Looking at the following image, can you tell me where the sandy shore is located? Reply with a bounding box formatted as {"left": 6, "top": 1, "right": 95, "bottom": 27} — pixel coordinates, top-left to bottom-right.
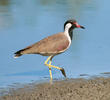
{"left": 0, "top": 77, "right": 110, "bottom": 100}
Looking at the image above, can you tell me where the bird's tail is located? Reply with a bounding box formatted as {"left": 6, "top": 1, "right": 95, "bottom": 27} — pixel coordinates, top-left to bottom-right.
{"left": 14, "top": 49, "right": 24, "bottom": 58}
{"left": 14, "top": 45, "right": 33, "bottom": 58}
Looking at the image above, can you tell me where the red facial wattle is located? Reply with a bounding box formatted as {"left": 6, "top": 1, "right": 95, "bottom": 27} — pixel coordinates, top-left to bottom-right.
{"left": 74, "top": 22, "right": 85, "bottom": 29}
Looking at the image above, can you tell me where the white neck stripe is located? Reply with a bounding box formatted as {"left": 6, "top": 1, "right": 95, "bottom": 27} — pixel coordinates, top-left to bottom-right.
{"left": 64, "top": 23, "right": 72, "bottom": 46}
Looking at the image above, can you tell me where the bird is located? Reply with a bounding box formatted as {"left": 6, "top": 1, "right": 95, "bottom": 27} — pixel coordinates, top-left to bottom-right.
{"left": 14, "top": 19, "right": 85, "bottom": 81}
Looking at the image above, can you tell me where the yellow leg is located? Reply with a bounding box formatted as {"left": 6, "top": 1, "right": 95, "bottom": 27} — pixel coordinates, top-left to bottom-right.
{"left": 48, "top": 60, "right": 52, "bottom": 81}
{"left": 44, "top": 56, "right": 66, "bottom": 80}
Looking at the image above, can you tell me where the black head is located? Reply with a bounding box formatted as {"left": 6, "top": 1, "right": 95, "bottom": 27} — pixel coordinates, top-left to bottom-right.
{"left": 64, "top": 19, "right": 85, "bottom": 40}
{"left": 64, "top": 19, "right": 85, "bottom": 30}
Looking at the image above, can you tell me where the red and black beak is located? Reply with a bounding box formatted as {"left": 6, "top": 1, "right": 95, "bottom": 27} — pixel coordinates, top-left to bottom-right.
{"left": 74, "top": 22, "right": 85, "bottom": 29}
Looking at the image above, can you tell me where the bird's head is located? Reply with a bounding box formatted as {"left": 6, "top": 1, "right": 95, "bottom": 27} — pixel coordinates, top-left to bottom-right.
{"left": 64, "top": 19, "right": 85, "bottom": 31}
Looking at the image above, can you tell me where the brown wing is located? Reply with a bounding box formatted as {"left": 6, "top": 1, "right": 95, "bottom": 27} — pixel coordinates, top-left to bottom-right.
{"left": 21, "top": 32, "right": 69, "bottom": 55}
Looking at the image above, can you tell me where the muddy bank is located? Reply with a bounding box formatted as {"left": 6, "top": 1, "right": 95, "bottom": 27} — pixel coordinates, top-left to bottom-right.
{"left": 0, "top": 77, "right": 110, "bottom": 100}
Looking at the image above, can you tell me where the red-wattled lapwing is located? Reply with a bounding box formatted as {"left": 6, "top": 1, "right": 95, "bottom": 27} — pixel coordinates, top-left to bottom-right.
{"left": 14, "top": 19, "right": 85, "bottom": 81}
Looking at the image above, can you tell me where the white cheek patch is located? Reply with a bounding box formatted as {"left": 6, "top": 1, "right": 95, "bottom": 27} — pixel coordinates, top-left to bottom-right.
{"left": 64, "top": 23, "right": 72, "bottom": 33}
{"left": 65, "top": 23, "right": 72, "bottom": 29}
{"left": 64, "top": 23, "right": 72, "bottom": 48}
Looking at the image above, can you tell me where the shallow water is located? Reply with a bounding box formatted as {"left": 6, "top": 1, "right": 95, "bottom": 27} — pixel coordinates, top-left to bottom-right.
{"left": 0, "top": 0, "right": 110, "bottom": 87}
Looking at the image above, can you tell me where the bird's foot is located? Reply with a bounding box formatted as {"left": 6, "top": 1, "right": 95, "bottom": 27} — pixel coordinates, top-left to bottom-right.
{"left": 60, "top": 68, "right": 66, "bottom": 77}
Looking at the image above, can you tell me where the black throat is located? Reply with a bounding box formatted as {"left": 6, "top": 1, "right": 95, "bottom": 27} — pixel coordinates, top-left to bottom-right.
{"left": 64, "top": 21, "right": 76, "bottom": 40}
{"left": 68, "top": 27, "right": 74, "bottom": 40}
{"left": 66, "top": 25, "right": 76, "bottom": 40}
{"left": 64, "top": 24, "right": 75, "bottom": 40}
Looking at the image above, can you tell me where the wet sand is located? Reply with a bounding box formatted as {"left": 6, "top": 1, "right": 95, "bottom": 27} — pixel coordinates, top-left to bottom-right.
{"left": 0, "top": 77, "right": 110, "bottom": 100}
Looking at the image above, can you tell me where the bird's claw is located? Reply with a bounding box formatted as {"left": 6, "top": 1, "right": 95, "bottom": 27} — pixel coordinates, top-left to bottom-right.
{"left": 60, "top": 68, "right": 66, "bottom": 77}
